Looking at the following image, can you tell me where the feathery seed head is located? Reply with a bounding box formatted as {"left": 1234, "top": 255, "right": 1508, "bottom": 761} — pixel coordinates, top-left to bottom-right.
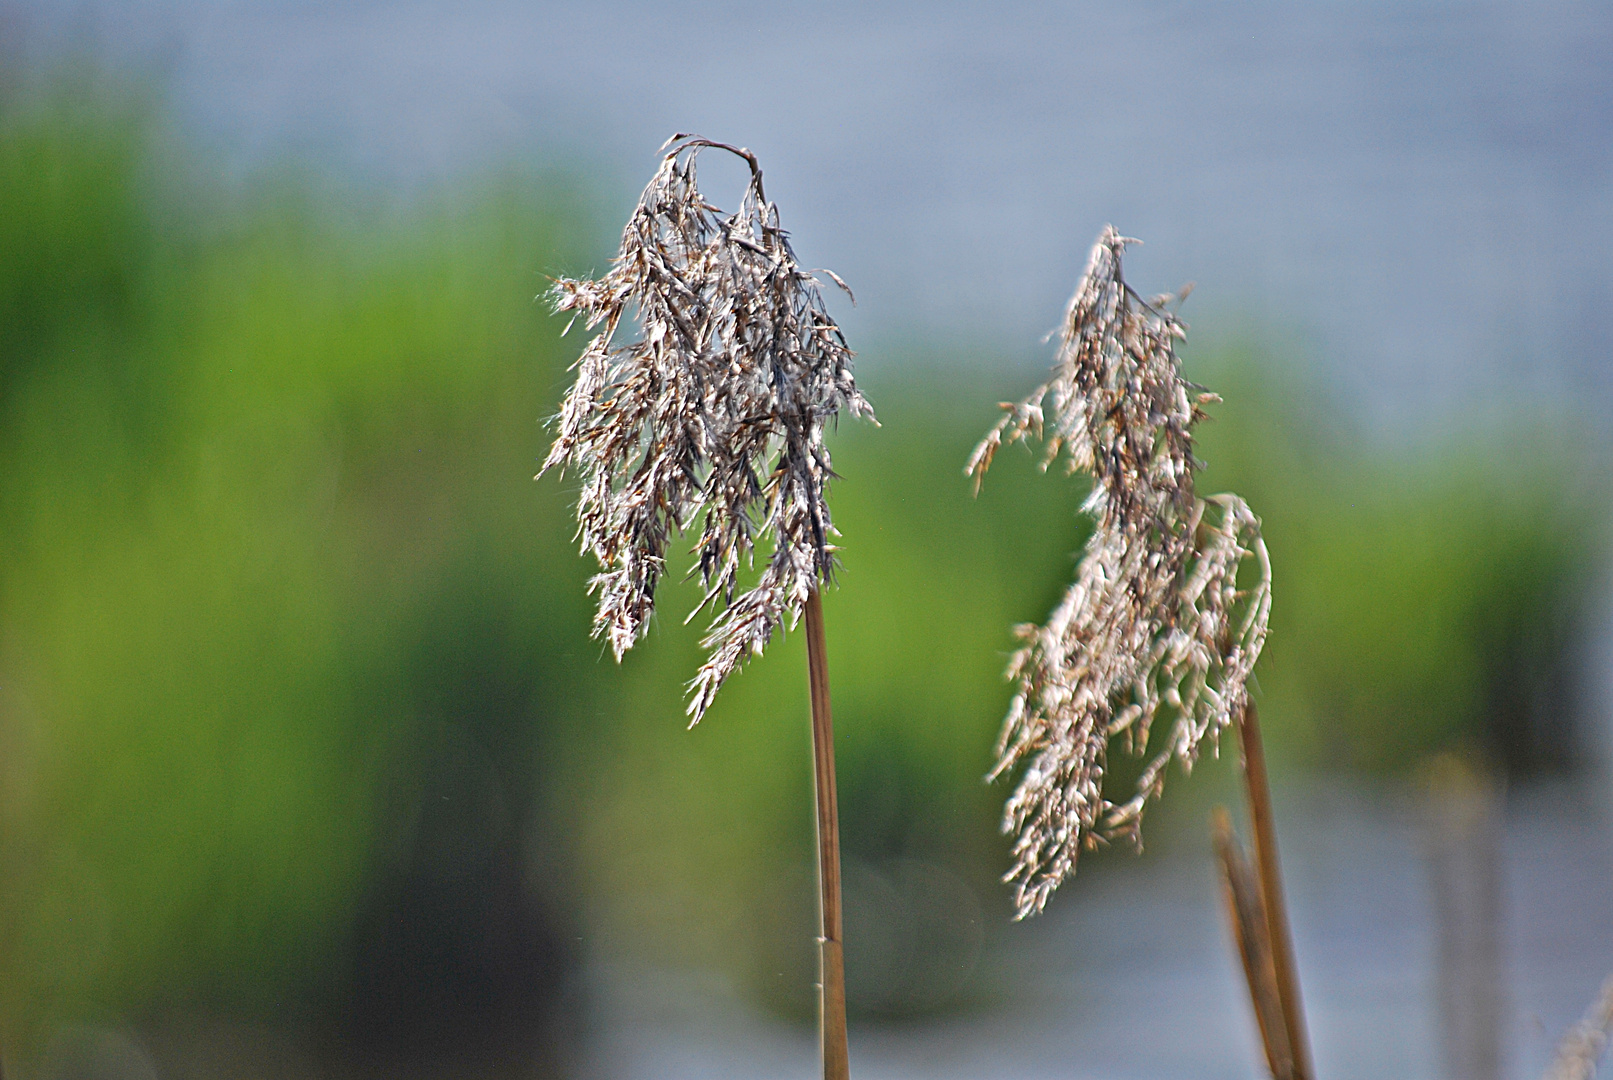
{"left": 540, "top": 136, "right": 874, "bottom": 723}
{"left": 969, "top": 226, "right": 1271, "bottom": 918}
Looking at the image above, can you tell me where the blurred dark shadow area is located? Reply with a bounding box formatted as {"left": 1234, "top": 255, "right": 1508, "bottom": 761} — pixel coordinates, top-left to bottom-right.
{"left": 1, "top": 44, "right": 1610, "bottom": 1080}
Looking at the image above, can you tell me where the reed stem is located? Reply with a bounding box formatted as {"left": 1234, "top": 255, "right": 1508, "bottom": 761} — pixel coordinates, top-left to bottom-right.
{"left": 1238, "top": 702, "right": 1313, "bottom": 1080}
{"left": 805, "top": 588, "right": 849, "bottom": 1080}
{"left": 1212, "top": 805, "right": 1292, "bottom": 1079}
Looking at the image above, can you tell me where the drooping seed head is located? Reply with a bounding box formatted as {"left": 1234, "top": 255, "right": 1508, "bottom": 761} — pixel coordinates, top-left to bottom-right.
{"left": 541, "top": 136, "right": 874, "bottom": 722}
{"left": 969, "top": 227, "right": 1270, "bottom": 918}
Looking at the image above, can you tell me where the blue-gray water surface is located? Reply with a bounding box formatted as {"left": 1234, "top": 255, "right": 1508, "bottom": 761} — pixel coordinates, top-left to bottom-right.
{"left": 582, "top": 780, "right": 1613, "bottom": 1080}
{"left": 15, "top": 0, "right": 1613, "bottom": 432}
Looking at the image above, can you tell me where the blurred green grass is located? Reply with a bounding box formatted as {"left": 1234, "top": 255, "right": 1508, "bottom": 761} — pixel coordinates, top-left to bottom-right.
{"left": 0, "top": 73, "right": 605, "bottom": 1063}
{"left": 0, "top": 65, "right": 1604, "bottom": 1065}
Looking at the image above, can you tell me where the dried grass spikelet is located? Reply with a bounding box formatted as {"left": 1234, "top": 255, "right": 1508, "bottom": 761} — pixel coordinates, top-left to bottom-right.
{"left": 540, "top": 135, "right": 874, "bottom": 722}
{"left": 967, "top": 226, "right": 1271, "bottom": 918}
{"left": 1545, "top": 973, "right": 1613, "bottom": 1080}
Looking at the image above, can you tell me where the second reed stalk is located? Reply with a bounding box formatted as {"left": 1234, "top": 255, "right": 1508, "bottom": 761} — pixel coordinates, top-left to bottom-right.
{"left": 1239, "top": 702, "right": 1313, "bottom": 1080}
{"left": 805, "top": 588, "right": 849, "bottom": 1080}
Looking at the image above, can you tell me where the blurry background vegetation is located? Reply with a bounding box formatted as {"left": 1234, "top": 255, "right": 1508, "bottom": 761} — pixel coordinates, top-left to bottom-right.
{"left": 0, "top": 64, "right": 1604, "bottom": 1077}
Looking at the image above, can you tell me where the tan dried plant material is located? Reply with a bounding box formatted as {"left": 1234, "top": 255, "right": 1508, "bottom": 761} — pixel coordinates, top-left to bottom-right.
{"left": 540, "top": 136, "right": 874, "bottom": 722}
{"left": 1545, "top": 973, "right": 1613, "bottom": 1080}
{"left": 968, "top": 226, "right": 1271, "bottom": 918}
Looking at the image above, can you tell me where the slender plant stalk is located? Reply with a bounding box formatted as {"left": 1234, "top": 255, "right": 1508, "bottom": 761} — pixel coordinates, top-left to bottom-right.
{"left": 1212, "top": 805, "right": 1292, "bottom": 1079}
{"left": 1238, "top": 702, "right": 1313, "bottom": 1080}
{"left": 805, "top": 589, "right": 849, "bottom": 1080}
{"left": 1426, "top": 752, "right": 1502, "bottom": 1080}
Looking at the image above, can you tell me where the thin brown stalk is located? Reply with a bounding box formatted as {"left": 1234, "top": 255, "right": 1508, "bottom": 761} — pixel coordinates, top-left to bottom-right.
{"left": 1238, "top": 702, "right": 1313, "bottom": 1080}
{"left": 805, "top": 589, "right": 849, "bottom": 1080}
{"left": 1425, "top": 752, "right": 1502, "bottom": 1080}
{"left": 1213, "top": 805, "right": 1292, "bottom": 1079}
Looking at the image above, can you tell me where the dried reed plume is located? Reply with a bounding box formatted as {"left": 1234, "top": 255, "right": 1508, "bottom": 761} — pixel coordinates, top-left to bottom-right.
{"left": 967, "top": 226, "right": 1271, "bottom": 917}
{"left": 1545, "top": 974, "right": 1613, "bottom": 1080}
{"left": 540, "top": 135, "right": 874, "bottom": 721}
